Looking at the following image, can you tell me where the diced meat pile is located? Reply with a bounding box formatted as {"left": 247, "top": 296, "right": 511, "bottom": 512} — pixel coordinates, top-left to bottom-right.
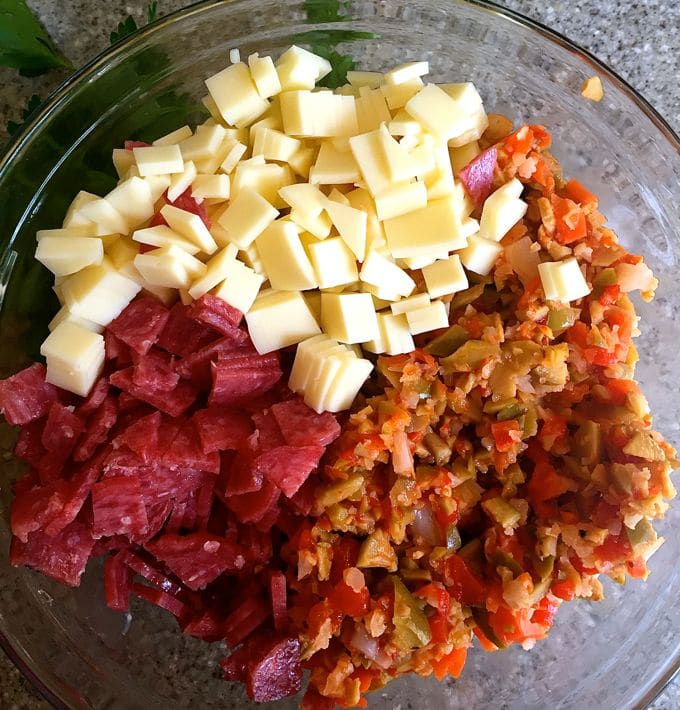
{"left": 0, "top": 293, "right": 341, "bottom": 704}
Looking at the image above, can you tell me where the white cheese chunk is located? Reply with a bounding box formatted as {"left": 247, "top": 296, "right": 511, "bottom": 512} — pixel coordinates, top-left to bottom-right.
{"left": 248, "top": 53, "right": 282, "bottom": 98}
{"left": 307, "top": 237, "right": 358, "bottom": 290}
{"left": 374, "top": 180, "right": 428, "bottom": 220}
{"left": 325, "top": 200, "right": 367, "bottom": 261}
{"left": 77, "top": 198, "right": 128, "bottom": 236}
{"left": 405, "top": 300, "right": 449, "bottom": 335}
{"left": 160, "top": 204, "right": 218, "bottom": 254}
{"left": 112, "top": 148, "right": 136, "bottom": 178}
{"left": 365, "top": 312, "right": 414, "bottom": 355}
{"left": 48, "top": 305, "right": 103, "bottom": 334}
{"left": 348, "top": 128, "right": 392, "bottom": 196}
{"left": 381, "top": 77, "right": 424, "bottom": 110}
{"left": 134, "top": 245, "right": 207, "bottom": 290}
{"left": 153, "top": 125, "right": 193, "bottom": 146}
{"left": 232, "top": 162, "right": 294, "bottom": 209}
{"left": 219, "top": 141, "right": 248, "bottom": 174}
{"left": 214, "top": 187, "right": 278, "bottom": 249}
{"left": 246, "top": 290, "right": 321, "bottom": 354}
{"left": 355, "top": 87, "right": 392, "bottom": 133}
{"left": 405, "top": 84, "right": 476, "bottom": 142}
{"left": 35, "top": 237, "right": 104, "bottom": 277}
{"left": 280, "top": 91, "right": 358, "bottom": 138}
{"left": 359, "top": 249, "right": 415, "bottom": 299}
{"left": 538, "top": 257, "right": 591, "bottom": 302}
{"left": 62, "top": 191, "right": 98, "bottom": 229}
{"left": 252, "top": 127, "right": 301, "bottom": 163}
{"left": 321, "top": 292, "right": 378, "bottom": 344}
{"left": 287, "top": 145, "right": 318, "bottom": 179}
{"left": 288, "top": 334, "right": 334, "bottom": 393}
{"left": 386, "top": 61, "right": 429, "bottom": 85}
{"left": 383, "top": 197, "right": 467, "bottom": 258}
{"left": 478, "top": 179, "right": 528, "bottom": 242}
{"left": 450, "top": 140, "right": 481, "bottom": 176}
{"left": 179, "top": 123, "right": 228, "bottom": 162}
{"left": 303, "top": 343, "right": 349, "bottom": 411}
{"left": 143, "top": 174, "right": 172, "bottom": 203}
{"left": 187, "top": 244, "right": 239, "bottom": 299}
{"left": 167, "top": 161, "right": 198, "bottom": 203}
{"left": 390, "top": 293, "right": 430, "bottom": 315}
{"left": 133, "top": 145, "right": 184, "bottom": 176}
{"left": 276, "top": 45, "right": 332, "bottom": 91}
{"left": 347, "top": 71, "right": 383, "bottom": 88}
{"left": 459, "top": 234, "right": 503, "bottom": 275}
{"left": 256, "top": 220, "right": 318, "bottom": 291}
{"left": 346, "top": 188, "right": 386, "bottom": 252}
{"left": 132, "top": 225, "right": 200, "bottom": 255}
{"left": 61, "top": 261, "right": 141, "bottom": 326}
{"left": 321, "top": 354, "right": 373, "bottom": 413}
{"left": 422, "top": 254, "right": 469, "bottom": 298}
{"left": 105, "top": 176, "right": 156, "bottom": 231}
{"left": 205, "top": 62, "right": 269, "bottom": 128}
{"left": 211, "top": 260, "right": 264, "bottom": 313}
{"left": 192, "top": 174, "right": 230, "bottom": 201}
{"left": 309, "top": 141, "right": 361, "bottom": 184}
{"left": 439, "top": 82, "right": 489, "bottom": 147}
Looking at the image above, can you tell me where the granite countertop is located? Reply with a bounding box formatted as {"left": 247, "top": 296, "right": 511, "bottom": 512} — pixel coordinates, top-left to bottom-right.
{"left": 0, "top": 1, "right": 678, "bottom": 708}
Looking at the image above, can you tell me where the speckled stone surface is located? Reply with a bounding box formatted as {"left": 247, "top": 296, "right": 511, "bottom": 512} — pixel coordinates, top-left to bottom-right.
{"left": 0, "top": 1, "right": 678, "bottom": 708}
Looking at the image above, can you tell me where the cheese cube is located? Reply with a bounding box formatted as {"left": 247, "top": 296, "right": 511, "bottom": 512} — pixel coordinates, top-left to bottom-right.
{"left": 302, "top": 342, "right": 349, "bottom": 410}
{"left": 309, "top": 142, "right": 361, "bottom": 184}
{"left": 41, "top": 321, "right": 105, "bottom": 397}
{"left": 328, "top": 187, "right": 350, "bottom": 206}
{"left": 390, "top": 293, "right": 430, "bottom": 315}
{"left": 450, "top": 140, "right": 481, "bottom": 176}
{"left": 105, "top": 176, "right": 156, "bottom": 231}
{"left": 215, "top": 188, "right": 278, "bottom": 249}
{"left": 48, "top": 306, "right": 103, "bottom": 335}
{"left": 287, "top": 145, "right": 318, "bottom": 179}
{"left": 106, "top": 236, "right": 139, "bottom": 268}
{"left": 377, "top": 124, "right": 423, "bottom": 183}
{"left": 187, "top": 244, "right": 239, "bottom": 299}
{"left": 355, "top": 87, "right": 392, "bottom": 133}
{"left": 307, "top": 237, "right": 358, "bottom": 290}
{"left": 205, "top": 62, "right": 269, "bottom": 128}
{"left": 61, "top": 262, "right": 141, "bottom": 326}
{"left": 385, "top": 61, "right": 429, "bottom": 85}
{"left": 62, "top": 191, "right": 98, "bottom": 229}
{"left": 192, "top": 174, "right": 230, "bottom": 201}
{"left": 375, "top": 181, "right": 428, "bottom": 220}
{"left": 133, "top": 145, "right": 184, "bottom": 176}
{"left": 365, "top": 312, "right": 414, "bottom": 355}
{"left": 218, "top": 141, "right": 247, "bottom": 175}
{"left": 349, "top": 129, "right": 392, "bottom": 196}
{"left": 325, "top": 200, "right": 367, "bottom": 261}
{"left": 538, "top": 258, "right": 591, "bottom": 302}
{"left": 388, "top": 110, "right": 422, "bottom": 137}
{"left": 319, "top": 354, "right": 373, "bottom": 413}
{"left": 134, "top": 245, "right": 206, "bottom": 289}
{"left": 280, "top": 91, "right": 358, "bottom": 138}
{"left": 201, "top": 94, "right": 222, "bottom": 121}
{"left": 405, "top": 84, "right": 474, "bottom": 142}
{"left": 459, "top": 234, "right": 503, "bottom": 275}
{"left": 246, "top": 290, "right": 321, "bottom": 354}
{"left": 462, "top": 217, "right": 480, "bottom": 239}
{"left": 132, "top": 225, "right": 200, "bottom": 255}
{"left": 381, "top": 77, "right": 424, "bottom": 110}
{"left": 153, "top": 125, "right": 193, "bottom": 146}
{"left": 275, "top": 45, "right": 332, "bottom": 90}
{"left": 252, "top": 127, "right": 301, "bottom": 163}
{"left": 383, "top": 197, "right": 467, "bottom": 258}
{"left": 405, "top": 300, "right": 449, "bottom": 335}
{"left": 35, "top": 237, "right": 103, "bottom": 277}
{"left": 279, "top": 183, "right": 327, "bottom": 216}
{"left": 143, "top": 174, "right": 172, "bottom": 203}
{"left": 161, "top": 204, "right": 217, "bottom": 254}
{"left": 398, "top": 252, "right": 447, "bottom": 270}
{"left": 303, "top": 290, "right": 322, "bottom": 324}
{"left": 359, "top": 250, "right": 415, "bottom": 299}
{"left": 232, "top": 162, "right": 294, "bottom": 208}
{"left": 537, "top": 261, "right": 559, "bottom": 301}
{"left": 248, "top": 52, "right": 282, "bottom": 98}
{"left": 347, "top": 71, "right": 383, "bottom": 88}
{"left": 439, "top": 83, "right": 488, "bottom": 147}
{"left": 239, "top": 243, "right": 266, "bottom": 275}
{"left": 422, "top": 254, "right": 469, "bottom": 298}
{"left": 178, "top": 123, "right": 227, "bottom": 162}
{"left": 289, "top": 334, "right": 334, "bottom": 393}
{"left": 77, "top": 198, "right": 129, "bottom": 236}
{"left": 478, "top": 179, "right": 527, "bottom": 242}
{"left": 112, "top": 148, "right": 135, "bottom": 178}
{"left": 256, "top": 221, "right": 318, "bottom": 291}
{"left": 346, "top": 188, "right": 386, "bottom": 252}
{"left": 167, "top": 161, "right": 198, "bottom": 203}
{"left": 211, "top": 260, "right": 264, "bottom": 313}
{"left": 321, "top": 292, "right": 378, "bottom": 344}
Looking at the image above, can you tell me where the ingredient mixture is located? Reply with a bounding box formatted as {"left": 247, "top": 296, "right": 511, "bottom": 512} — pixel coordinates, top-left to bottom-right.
{"left": 0, "top": 47, "right": 676, "bottom": 709}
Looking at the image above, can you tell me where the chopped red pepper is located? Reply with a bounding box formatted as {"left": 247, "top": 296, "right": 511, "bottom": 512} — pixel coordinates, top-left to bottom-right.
{"left": 551, "top": 195, "right": 587, "bottom": 244}
{"left": 491, "top": 420, "right": 522, "bottom": 452}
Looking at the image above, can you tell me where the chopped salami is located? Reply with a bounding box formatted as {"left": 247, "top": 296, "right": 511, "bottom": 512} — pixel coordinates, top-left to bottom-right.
{"left": 104, "top": 330, "right": 132, "bottom": 366}
{"left": 251, "top": 409, "right": 286, "bottom": 450}
{"left": 14, "top": 419, "right": 46, "bottom": 467}
{"left": 108, "top": 296, "right": 170, "bottom": 355}
{"left": 113, "top": 411, "right": 161, "bottom": 462}
{"left": 271, "top": 397, "right": 340, "bottom": 448}
{"left": 192, "top": 408, "right": 252, "bottom": 453}
{"left": 223, "top": 595, "right": 271, "bottom": 647}
{"left": 76, "top": 377, "right": 110, "bottom": 418}
{"left": 170, "top": 188, "right": 211, "bottom": 228}
{"left": 269, "top": 571, "right": 288, "bottom": 633}
{"left": 118, "top": 549, "right": 184, "bottom": 596}
{"left": 109, "top": 367, "right": 198, "bottom": 417}
{"left": 73, "top": 395, "right": 117, "bottom": 462}
{"left": 92, "top": 476, "right": 149, "bottom": 540}
{"left": 145, "top": 532, "right": 246, "bottom": 591}
{"left": 176, "top": 337, "right": 247, "bottom": 387}
{"left": 131, "top": 583, "right": 188, "bottom": 619}
{"left": 10, "top": 520, "right": 94, "bottom": 587}
{"left": 157, "top": 302, "right": 218, "bottom": 357}
{"left": 459, "top": 146, "right": 498, "bottom": 208}
{"left": 209, "top": 364, "right": 282, "bottom": 407}
{"left": 132, "top": 348, "right": 179, "bottom": 392}
{"left": 256, "top": 445, "right": 325, "bottom": 498}
{"left": 162, "top": 420, "right": 220, "bottom": 474}
{"left": 225, "top": 480, "right": 280, "bottom": 524}
{"left": 226, "top": 451, "right": 264, "bottom": 496}
{"left": 0, "top": 363, "right": 58, "bottom": 425}
{"left": 104, "top": 553, "right": 133, "bottom": 611}
{"left": 188, "top": 293, "right": 244, "bottom": 333}
{"left": 40, "top": 402, "right": 82, "bottom": 453}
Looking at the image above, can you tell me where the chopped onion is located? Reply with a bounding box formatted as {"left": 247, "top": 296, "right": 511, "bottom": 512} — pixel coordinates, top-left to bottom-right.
{"left": 505, "top": 236, "right": 540, "bottom": 286}
{"left": 392, "top": 430, "right": 413, "bottom": 475}
{"left": 411, "top": 503, "right": 442, "bottom": 546}
{"left": 350, "top": 625, "right": 392, "bottom": 669}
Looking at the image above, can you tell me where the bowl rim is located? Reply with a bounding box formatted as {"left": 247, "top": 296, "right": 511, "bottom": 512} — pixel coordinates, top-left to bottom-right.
{"left": 0, "top": 0, "right": 678, "bottom": 707}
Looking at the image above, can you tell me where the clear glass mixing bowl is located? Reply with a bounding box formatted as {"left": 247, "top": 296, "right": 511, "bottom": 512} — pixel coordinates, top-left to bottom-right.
{"left": 0, "top": 1, "right": 678, "bottom": 708}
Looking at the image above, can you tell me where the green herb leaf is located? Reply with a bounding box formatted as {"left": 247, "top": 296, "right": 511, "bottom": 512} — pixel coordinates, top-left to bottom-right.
{"left": 148, "top": 1, "right": 159, "bottom": 23}
{"left": 110, "top": 15, "right": 138, "bottom": 45}
{"left": 0, "top": 0, "right": 71, "bottom": 76}
{"left": 6, "top": 92, "right": 41, "bottom": 136}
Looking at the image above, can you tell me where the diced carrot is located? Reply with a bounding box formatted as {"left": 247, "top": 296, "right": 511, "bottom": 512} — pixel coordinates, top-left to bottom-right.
{"left": 564, "top": 178, "right": 598, "bottom": 207}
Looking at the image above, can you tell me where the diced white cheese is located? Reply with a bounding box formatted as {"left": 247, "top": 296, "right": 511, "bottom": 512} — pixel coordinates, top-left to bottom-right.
{"left": 134, "top": 245, "right": 207, "bottom": 289}
{"left": 105, "top": 176, "right": 156, "bottom": 231}
{"left": 106, "top": 236, "right": 139, "bottom": 268}
{"left": 112, "top": 148, "right": 136, "bottom": 178}
{"left": 256, "top": 220, "right": 318, "bottom": 291}
{"left": 280, "top": 91, "right": 358, "bottom": 138}
{"left": 287, "top": 144, "right": 318, "bottom": 179}
{"left": 405, "top": 300, "right": 449, "bottom": 335}
{"left": 48, "top": 305, "right": 103, "bottom": 334}
{"left": 327, "top": 187, "right": 350, "bottom": 205}
{"left": 365, "top": 312, "right": 414, "bottom": 355}
{"left": 153, "top": 125, "right": 193, "bottom": 146}
{"left": 160, "top": 204, "right": 218, "bottom": 254}
{"left": 381, "top": 77, "right": 424, "bottom": 110}
{"left": 385, "top": 61, "right": 429, "bottom": 85}
{"left": 252, "top": 126, "right": 301, "bottom": 163}
{"left": 302, "top": 342, "right": 349, "bottom": 411}
{"left": 538, "top": 257, "right": 591, "bottom": 302}
{"left": 390, "top": 293, "right": 430, "bottom": 315}
{"left": 309, "top": 141, "right": 361, "bottom": 184}
{"left": 143, "top": 174, "right": 172, "bottom": 203}
{"left": 133, "top": 145, "right": 184, "bottom": 176}
{"left": 132, "top": 225, "right": 200, "bottom": 255}
{"left": 246, "top": 289, "right": 321, "bottom": 354}
{"left": 231, "top": 161, "right": 294, "bottom": 208}
{"left": 76, "top": 198, "right": 129, "bottom": 236}
{"left": 35, "top": 237, "right": 104, "bottom": 277}
{"left": 422, "top": 254, "right": 469, "bottom": 298}
{"left": 325, "top": 200, "right": 367, "bottom": 261}
{"left": 359, "top": 250, "right": 415, "bottom": 299}
{"left": 405, "top": 84, "right": 476, "bottom": 142}
{"left": 275, "top": 45, "right": 332, "bottom": 90}
{"left": 347, "top": 71, "right": 383, "bottom": 88}
{"left": 374, "top": 180, "right": 428, "bottom": 220}
{"left": 439, "top": 82, "right": 489, "bottom": 147}
{"left": 178, "top": 123, "right": 228, "bottom": 163}
{"left": 167, "top": 161, "right": 198, "bottom": 203}
{"left": 61, "top": 261, "right": 141, "bottom": 326}
{"left": 192, "top": 174, "right": 230, "bottom": 201}
{"left": 205, "top": 62, "right": 269, "bottom": 128}
{"left": 212, "top": 260, "right": 264, "bottom": 314}
{"left": 459, "top": 234, "right": 503, "bottom": 275}
{"left": 187, "top": 244, "right": 239, "bottom": 299}
{"left": 201, "top": 94, "right": 222, "bottom": 122}
{"left": 383, "top": 197, "right": 467, "bottom": 258}
{"left": 388, "top": 109, "right": 422, "bottom": 137}
{"left": 478, "top": 179, "right": 528, "bottom": 242}
{"left": 321, "top": 292, "right": 378, "bottom": 344}
{"left": 248, "top": 52, "right": 282, "bottom": 98}
{"left": 288, "top": 334, "right": 334, "bottom": 393}
{"left": 307, "top": 237, "right": 359, "bottom": 290}
{"left": 355, "top": 87, "right": 392, "bottom": 133}
{"left": 346, "top": 188, "right": 386, "bottom": 252}
{"left": 62, "top": 191, "right": 98, "bottom": 229}
{"left": 321, "top": 354, "right": 373, "bottom": 413}
{"left": 348, "top": 128, "right": 392, "bottom": 196}
{"left": 279, "top": 182, "right": 327, "bottom": 216}
{"left": 41, "top": 321, "right": 105, "bottom": 397}
{"left": 450, "top": 140, "right": 481, "bottom": 176}
{"left": 219, "top": 141, "right": 248, "bottom": 174}
{"left": 214, "top": 188, "right": 279, "bottom": 249}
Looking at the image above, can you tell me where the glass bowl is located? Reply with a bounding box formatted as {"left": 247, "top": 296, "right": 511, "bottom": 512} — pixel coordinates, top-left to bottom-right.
{"left": 0, "top": 1, "right": 678, "bottom": 708}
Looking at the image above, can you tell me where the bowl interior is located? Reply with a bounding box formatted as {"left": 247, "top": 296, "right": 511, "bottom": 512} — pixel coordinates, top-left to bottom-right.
{"left": 0, "top": 1, "right": 678, "bottom": 708}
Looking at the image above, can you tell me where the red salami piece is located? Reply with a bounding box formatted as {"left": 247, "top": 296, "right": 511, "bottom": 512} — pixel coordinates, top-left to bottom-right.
{"left": 108, "top": 296, "right": 170, "bottom": 355}
{"left": 14, "top": 420, "right": 46, "bottom": 468}
{"left": 225, "top": 479, "right": 280, "bottom": 524}
{"left": 271, "top": 397, "right": 340, "bottom": 448}
{"left": 10, "top": 520, "right": 94, "bottom": 587}
{"left": 131, "top": 582, "right": 187, "bottom": 619}
{"left": 157, "top": 302, "right": 219, "bottom": 357}
{"left": 175, "top": 337, "right": 246, "bottom": 387}
{"left": 222, "top": 596, "right": 271, "bottom": 647}
{"left": 144, "top": 500, "right": 173, "bottom": 540}
{"left": 195, "top": 478, "right": 216, "bottom": 530}
{"left": 92, "top": 476, "right": 149, "bottom": 540}
{"left": 459, "top": 146, "right": 498, "bottom": 208}
{"left": 76, "top": 377, "right": 110, "bottom": 418}
{"left": 104, "top": 330, "right": 132, "bottom": 366}
{"left": 188, "top": 293, "right": 244, "bottom": 331}
{"left": 269, "top": 571, "right": 288, "bottom": 632}
{"left": 181, "top": 608, "right": 227, "bottom": 642}
{"left": 170, "top": 187, "right": 211, "bottom": 228}
{"left": 163, "top": 421, "right": 221, "bottom": 474}
{"left": 145, "top": 532, "right": 246, "bottom": 591}
{"left": 251, "top": 409, "right": 285, "bottom": 451}
{"left": 192, "top": 408, "right": 252, "bottom": 453}
{"left": 256, "top": 445, "right": 325, "bottom": 498}
{"left": 41, "top": 402, "right": 83, "bottom": 455}
{"left": 114, "top": 411, "right": 161, "bottom": 462}
{"left": 109, "top": 367, "right": 198, "bottom": 418}
{"left": 132, "top": 348, "right": 179, "bottom": 392}
{"left": 226, "top": 451, "right": 264, "bottom": 496}
{"left": 0, "top": 363, "right": 58, "bottom": 425}
{"left": 124, "top": 140, "right": 150, "bottom": 149}
{"left": 11, "top": 479, "right": 70, "bottom": 542}
{"left": 73, "top": 395, "right": 118, "bottom": 462}
{"left": 209, "top": 364, "right": 282, "bottom": 407}
{"left": 104, "top": 553, "right": 133, "bottom": 612}
{"left": 119, "top": 549, "right": 184, "bottom": 596}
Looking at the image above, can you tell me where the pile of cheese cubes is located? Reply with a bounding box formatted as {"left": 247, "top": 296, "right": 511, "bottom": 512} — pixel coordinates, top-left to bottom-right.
{"left": 34, "top": 45, "right": 588, "bottom": 412}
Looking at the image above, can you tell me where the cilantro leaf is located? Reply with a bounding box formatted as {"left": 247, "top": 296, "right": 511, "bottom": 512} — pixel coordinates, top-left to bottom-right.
{"left": 0, "top": 0, "right": 71, "bottom": 76}
{"left": 110, "top": 2, "right": 159, "bottom": 45}
{"left": 148, "top": 2, "right": 159, "bottom": 23}
{"left": 6, "top": 92, "right": 41, "bottom": 136}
